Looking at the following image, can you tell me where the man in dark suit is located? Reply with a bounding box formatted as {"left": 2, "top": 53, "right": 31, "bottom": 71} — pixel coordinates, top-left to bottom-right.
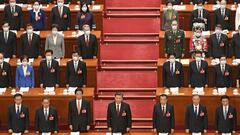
{"left": 153, "top": 94, "right": 175, "bottom": 133}
{"left": 214, "top": 56, "right": 232, "bottom": 88}
{"left": 35, "top": 97, "right": 58, "bottom": 133}
{"left": 208, "top": 25, "right": 229, "bottom": 58}
{"left": 39, "top": 49, "right": 60, "bottom": 88}
{"left": 4, "top": 0, "right": 24, "bottom": 30}
{"left": 77, "top": 24, "right": 98, "bottom": 59}
{"left": 8, "top": 93, "right": 29, "bottom": 133}
{"left": 163, "top": 53, "right": 184, "bottom": 88}
{"left": 164, "top": 20, "right": 185, "bottom": 59}
{"left": 190, "top": 0, "right": 208, "bottom": 5}
{"left": 214, "top": 0, "right": 231, "bottom": 30}
{"left": 0, "top": 22, "right": 17, "bottom": 58}
{"left": 190, "top": 0, "right": 210, "bottom": 30}
{"left": 107, "top": 92, "right": 132, "bottom": 133}
{"left": 66, "top": 51, "right": 87, "bottom": 88}
{"left": 20, "top": 23, "right": 41, "bottom": 58}
{"left": 185, "top": 95, "right": 208, "bottom": 133}
{"left": 50, "top": 0, "right": 71, "bottom": 30}
{"left": 0, "top": 53, "right": 12, "bottom": 88}
{"left": 189, "top": 51, "right": 208, "bottom": 88}
{"left": 68, "top": 88, "right": 91, "bottom": 132}
{"left": 232, "top": 25, "right": 240, "bottom": 59}
{"left": 215, "top": 95, "right": 237, "bottom": 134}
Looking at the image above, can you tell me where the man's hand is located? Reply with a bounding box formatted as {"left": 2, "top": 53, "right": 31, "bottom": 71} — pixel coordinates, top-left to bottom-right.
{"left": 204, "top": 129, "right": 207, "bottom": 133}
{"left": 87, "top": 125, "right": 90, "bottom": 130}
{"left": 205, "top": 84, "right": 208, "bottom": 88}
{"left": 165, "top": 53, "right": 168, "bottom": 58}
{"left": 93, "top": 56, "right": 97, "bottom": 59}
{"left": 188, "top": 84, "right": 191, "bottom": 88}
{"left": 126, "top": 128, "right": 130, "bottom": 132}
{"left": 12, "top": 55, "right": 16, "bottom": 58}
{"left": 69, "top": 125, "right": 73, "bottom": 130}
{"left": 24, "top": 130, "right": 29, "bottom": 133}
{"left": 55, "top": 84, "right": 59, "bottom": 88}
{"left": 232, "top": 131, "right": 236, "bottom": 134}
{"left": 185, "top": 129, "right": 189, "bottom": 133}
{"left": 182, "top": 53, "right": 185, "bottom": 58}
{"left": 20, "top": 28, "right": 24, "bottom": 31}
{"left": 40, "top": 83, "right": 43, "bottom": 88}
{"left": 66, "top": 84, "right": 69, "bottom": 88}
{"left": 54, "top": 131, "right": 58, "bottom": 133}
{"left": 215, "top": 130, "right": 218, "bottom": 134}
{"left": 38, "top": 56, "right": 42, "bottom": 59}
{"left": 36, "top": 131, "right": 39, "bottom": 134}
{"left": 108, "top": 127, "right": 112, "bottom": 132}
{"left": 153, "top": 128, "right": 157, "bottom": 132}
{"left": 83, "top": 85, "right": 86, "bottom": 88}
{"left": 171, "top": 129, "right": 174, "bottom": 133}
{"left": 8, "top": 129, "right": 13, "bottom": 133}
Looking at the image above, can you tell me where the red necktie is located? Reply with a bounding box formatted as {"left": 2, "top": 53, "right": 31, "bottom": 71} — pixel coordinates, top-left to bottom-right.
{"left": 28, "top": 34, "right": 32, "bottom": 46}
{"left": 85, "top": 35, "right": 89, "bottom": 46}
{"left": 116, "top": 104, "right": 120, "bottom": 115}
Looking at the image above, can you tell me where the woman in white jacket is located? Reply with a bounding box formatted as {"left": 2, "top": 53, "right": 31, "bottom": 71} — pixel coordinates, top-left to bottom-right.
{"left": 235, "top": 4, "right": 240, "bottom": 30}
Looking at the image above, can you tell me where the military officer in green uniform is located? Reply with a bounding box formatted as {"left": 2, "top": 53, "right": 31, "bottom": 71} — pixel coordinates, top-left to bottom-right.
{"left": 164, "top": 20, "right": 185, "bottom": 58}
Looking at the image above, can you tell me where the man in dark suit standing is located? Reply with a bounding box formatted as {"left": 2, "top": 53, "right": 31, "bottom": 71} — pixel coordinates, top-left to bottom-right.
{"left": 153, "top": 94, "right": 175, "bottom": 134}
{"left": 185, "top": 95, "right": 208, "bottom": 133}
{"left": 163, "top": 53, "right": 184, "bottom": 88}
{"left": 20, "top": 23, "right": 41, "bottom": 58}
{"left": 232, "top": 25, "right": 240, "bottom": 59}
{"left": 35, "top": 97, "right": 58, "bottom": 133}
{"left": 77, "top": 24, "right": 98, "bottom": 59}
{"left": 68, "top": 88, "right": 91, "bottom": 132}
{"left": 66, "top": 51, "right": 87, "bottom": 88}
{"left": 107, "top": 92, "right": 132, "bottom": 133}
{"left": 39, "top": 49, "right": 60, "bottom": 88}
{"left": 189, "top": 51, "right": 208, "bottom": 88}
{"left": 190, "top": 0, "right": 210, "bottom": 30}
{"left": 214, "top": 0, "right": 231, "bottom": 30}
{"left": 4, "top": 0, "right": 24, "bottom": 30}
{"left": 8, "top": 93, "right": 29, "bottom": 133}
{"left": 215, "top": 95, "right": 237, "bottom": 134}
{"left": 214, "top": 56, "right": 232, "bottom": 88}
{"left": 0, "top": 53, "right": 12, "bottom": 88}
{"left": 208, "top": 25, "right": 229, "bottom": 59}
{"left": 0, "top": 22, "right": 17, "bottom": 58}
{"left": 50, "top": 0, "right": 71, "bottom": 30}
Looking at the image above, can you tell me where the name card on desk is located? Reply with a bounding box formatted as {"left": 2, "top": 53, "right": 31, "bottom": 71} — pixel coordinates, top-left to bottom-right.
{"left": 113, "top": 133, "right": 122, "bottom": 135}
{"left": 92, "top": 5, "right": 101, "bottom": 10}
{"left": 170, "top": 87, "right": 179, "bottom": 94}
{"left": 57, "top": 31, "right": 64, "bottom": 37}
{"left": 4, "top": 58, "right": 10, "bottom": 63}
{"left": 40, "top": 4, "right": 49, "bottom": 8}
{"left": 173, "top": 5, "right": 186, "bottom": 11}
{"left": 192, "top": 133, "right": 201, "bottom": 135}
{"left": 10, "top": 30, "right": 17, "bottom": 34}
{"left": 212, "top": 4, "right": 221, "bottom": 10}
{"left": 20, "top": 87, "right": 29, "bottom": 92}
{"left": 0, "top": 88, "right": 6, "bottom": 93}
{"left": 68, "top": 87, "right": 77, "bottom": 92}
{"left": 12, "top": 133, "right": 21, "bottom": 135}
{"left": 218, "top": 87, "right": 227, "bottom": 94}
{"left": 29, "top": 58, "right": 34, "bottom": 63}
{"left": 202, "top": 31, "right": 210, "bottom": 36}
{"left": 70, "top": 132, "right": 80, "bottom": 135}
{"left": 45, "top": 87, "right": 55, "bottom": 92}
{"left": 180, "top": 59, "right": 189, "bottom": 65}
{"left": 222, "top": 133, "right": 231, "bottom": 135}
{"left": 42, "top": 132, "right": 51, "bottom": 135}
{"left": 159, "top": 133, "right": 168, "bottom": 135}
{"left": 0, "top": 4, "right": 5, "bottom": 10}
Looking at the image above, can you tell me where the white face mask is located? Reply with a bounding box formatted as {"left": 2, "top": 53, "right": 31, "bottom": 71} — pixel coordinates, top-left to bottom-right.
{"left": 169, "top": 58, "right": 175, "bottom": 63}
{"left": 22, "top": 61, "right": 28, "bottom": 66}
{"left": 220, "top": 60, "right": 226, "bottom": 65}
{"left": 215, "top": 29, "right": 221, "bottom": 34}
{"left": 27, "top": 29, "right": 33, "bottom": 34}
{"left": 57, "top": 2, "right": 63, "bottom": 7}
{"left": 46, "top": 56, "right": 52, "bottom": 61}
{"left": 9, "top": 2, "right": 16, "bottom": 7}
{"left": 3, "top": 27, "right": 9, "bottom": 32}
{"left": 0, "top": 59, "right": 3, "bottom": 64}
{"left": 197, "top": 6, "right": 203, "bottom": 10}
{"left": 220, "top": 4, "right": 226, "bottom": 9}
{"left": 52, "top": 30, "right": 58, "bottom": 35}
{"left": 84, "top": 30, "right": 90, "bottom": 35}
{"left": 172, "top": 25, "right": 177, "bottom": 30}
{"left": 33, "top": 5, "right": 40, "bottom": 10}
{"left": 195, "top": 57, "right": 202, "bottom": 61}
{"left": 167, "top": 5, "right": 173, "bottom": 10}
{"left": 82, "top": 6, "right": 87, "bottom": 12}
{"left": 195, "top": 32, "right": 201, "bottom": 37}
{"left": 72, "top": 56, "right": 78, "bottom": 61}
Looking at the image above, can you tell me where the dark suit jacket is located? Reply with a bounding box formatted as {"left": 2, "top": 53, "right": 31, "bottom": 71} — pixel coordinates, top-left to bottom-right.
{"left": 215, "top": 105, "right": 237, "bottom": 133}
{"left": 8, "top": 104, "right": 29, "bottom": 133}
{"left": 35, "top": 106, "right": 58, "bottom": 132}
{"left": 107, "top": 102, "right": 132, "bottom": 133}
{"left": 232, "top": 33, "right": 240, "bottom": 58}
{"left": 214, "top": 64, "right": 232, "bottom": 88}
{"left": 153, "top": 103, "right": 175, "bottom": 133}
{"left": 66, "top": 60, "right": 87, "bottom": 87}
{"left": 163, "top": 61, "right": 184, "bottom": 87}
{"left": 16, "top": 0, "right": 28, "bottom": 3}
{"left": 189, "top": 60, "right": 208, "bottom": 87}
{"left": 4, "top": 5, "right": 23, "bottom": 30}
{"left": 191, "top": 0, "right": 208, "bottom": 4}
{"left": 208, "top": 33, "right": 229, "bottom": 58}
{"left": 185, "top": 104, "right": 208, "bottom": 133}
{"left": 190, "top": 9, "right": 211, "bottom": 30}
{"left": 51, "top": 6, "right": 71, "bottom": 31}
{"left": 77, "top": 34, "right": 98, "bottom": 59}
{"left": 0, "top": 31, "right": 17, "bottom": 58}
{"left": 0, "top": 62, "right": 12, "bottom": 88}
{"left": 214, "top": 8, "right": 231, "bottom": 30}
{"left": 29, "top": 9, "right": 46, "bottom": 30}
{"left": 68, "top": 99, "right": 91, "bottom": 132}
{"left": 20, "top": 33, "right": 41, "bottom": 58}
{"left": 39, "top": 59, "right": 60, "bottom": 87}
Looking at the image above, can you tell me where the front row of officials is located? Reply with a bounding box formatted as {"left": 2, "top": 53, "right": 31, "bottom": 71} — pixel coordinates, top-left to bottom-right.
{"left": 8, "top": 89, "right": 237, "bottom": 134}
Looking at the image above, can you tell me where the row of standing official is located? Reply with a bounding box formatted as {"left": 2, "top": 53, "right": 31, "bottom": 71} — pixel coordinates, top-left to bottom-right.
{"left": 7, "top": 90, "right": 237, "bottom": 134}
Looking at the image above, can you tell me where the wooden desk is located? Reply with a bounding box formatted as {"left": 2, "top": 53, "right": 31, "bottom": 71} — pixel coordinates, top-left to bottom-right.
{"left": 156, "top": 87, "right": 240, "bottom": 129}
{"left": 157, "top": 58, "right": 239, "bottom": 87}
{"left": 159, "top": 31, "right": 235, "bottom": 58}
{"left": 0, "top": 4, "right": 103, "bottom": 30}
{"left": 160, "top": 4, "right": 236, "bottom": 31}
{"left": 13, "top": 30, "right": 101, "bottom": 58}
{"left": 0, "top": 88, "right": 94, "bottom": 130}
{"left": 7, "top": 58, "right": 98, "bottom": 88}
